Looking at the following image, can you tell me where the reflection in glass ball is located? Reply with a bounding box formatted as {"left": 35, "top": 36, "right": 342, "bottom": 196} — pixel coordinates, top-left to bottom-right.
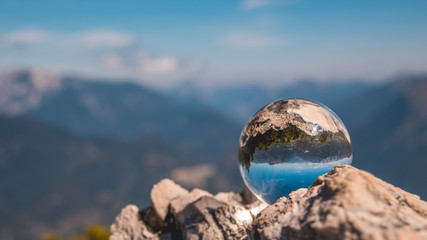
{"left": 238, "top": 98, "right": 352, "bottom": 204}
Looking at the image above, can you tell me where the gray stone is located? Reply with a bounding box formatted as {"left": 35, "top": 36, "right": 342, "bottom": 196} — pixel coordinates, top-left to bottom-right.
{"left": 214, "top": 205, "right": 253, "bottom": 240}
{"left": 250, "top": 165, "right": 427, "bottom": 240}
{"left": 110, "top": 205, "right": 159, "bottom": 240}
{"left": 140, "top": 206, "right": 164, "bottom": 229}
{"left": 151, "top": 178, "right": 189, "bottom": 221}
{"left": 170, "top": 188, "right": 212, "bottom": 223}
{"left": 110, "top": 166, "right": 427, "bottom": 240}
{"left": 245, "top": 200, "right": 269, "bottom": 218}
{"left": 214, "top": 192, "right": 244, "bottom": 207}
{"left": 178, "top": 196, "right": 226, "bottom": 240}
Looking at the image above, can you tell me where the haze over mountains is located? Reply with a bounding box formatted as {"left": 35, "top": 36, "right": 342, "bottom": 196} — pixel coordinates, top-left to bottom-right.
{"left": 0, "top": 69, "right": 426, "bottom": 239}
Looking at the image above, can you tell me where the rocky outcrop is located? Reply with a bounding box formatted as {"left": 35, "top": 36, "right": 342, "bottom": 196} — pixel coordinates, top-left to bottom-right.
{"left": 151, "top": 179, "right": 189, "bottom": 221}
{"left": 110, "top": 165, "right": 427, "bottom": 240}
{"left": 251, "top": 165, "right": 427, "bottom": 240}
{"left": 110, "top": 205, "right": 159, "bottom": 240}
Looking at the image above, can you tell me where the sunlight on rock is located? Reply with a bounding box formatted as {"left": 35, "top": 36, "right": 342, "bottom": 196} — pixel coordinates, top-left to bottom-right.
{"left": 235, "top": 209, "right": 253, "bottom": 223}
{"left": 249, "top": 203, "right": 268, "bottom": 216}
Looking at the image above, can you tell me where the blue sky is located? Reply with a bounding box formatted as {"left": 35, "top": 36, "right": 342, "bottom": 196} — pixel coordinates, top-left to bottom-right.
{"left": 1, "top": 0, "right": 426, "bottom": 87}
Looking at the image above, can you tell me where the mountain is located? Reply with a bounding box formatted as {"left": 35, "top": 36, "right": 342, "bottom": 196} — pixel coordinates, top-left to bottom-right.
{"left": 171, "top": 80, "right": 374, "bottom": 124}
{"left": 0, "top": 116, "right": 242, "bottom": 240}
{"left": 1, "top": 70, "right": 427, "bottom": 239}
{"left": 0, "top": 69, "right": 61, "bottom": 115}
{"left": 180, "top": 75, "right": 427, "bottom": 200}
{"left": 0, "top": 70, "right": 241, "bottom": 160}
{"left": 349, "top": 75, "right": 427, "bottom": 198}
{"left": 0, "top": 116, "right": 184, "bottom": 239}
{"left": 0, "top": 70, "right": 243, "bottom": 240}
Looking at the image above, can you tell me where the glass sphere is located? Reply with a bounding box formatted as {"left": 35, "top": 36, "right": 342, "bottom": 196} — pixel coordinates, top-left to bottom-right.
{"left": 238, "top": 98, "right": 352, "bottom": 204}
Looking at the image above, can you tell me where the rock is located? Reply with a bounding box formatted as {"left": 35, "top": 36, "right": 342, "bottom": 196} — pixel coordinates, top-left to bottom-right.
{"left": 214, "top": 192, "right": 244, "bottom": 207}
{"left": 140, "top": 206, "right": 164, "bottom": 230}
{"left": 214, "top": 205, "right": 253, "bottom": 240}
{"left": 151, "top": 178, "right": 189, "bottom": 221}
{"left": 110, "top": 166, "right": 427, "bottom": 240}
{"left": 245, "top": 199, "right": 269, "bottom": 217}
{"left": 251, "top": 165, "right": 427, "bottom": 240}
{"left": 213, "top": 187, "right": 268, "bottom": 217}
{"left": 178, "top": 196, "right": 226, "bottom": 240}
{"left": 110, "top": 205, "right": 159, "bottom": 240}
{"left": 170, "top": 188, "right": 212, "bottom": 222}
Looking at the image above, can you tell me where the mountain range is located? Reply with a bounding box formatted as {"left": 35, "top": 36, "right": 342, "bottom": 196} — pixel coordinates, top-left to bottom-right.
{"left": 0, "top": 69, "right": 426, "bottom": 239}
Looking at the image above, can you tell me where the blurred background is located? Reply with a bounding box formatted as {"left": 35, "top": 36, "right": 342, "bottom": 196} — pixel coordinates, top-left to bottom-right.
{"left": 1, "top": 0, "right": 427, "bottom": 239}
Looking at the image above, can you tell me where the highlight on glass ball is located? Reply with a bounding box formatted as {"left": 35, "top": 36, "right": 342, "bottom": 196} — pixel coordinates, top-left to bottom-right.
{"left": 238, "top": 98, "right": 352, "bottom": 204}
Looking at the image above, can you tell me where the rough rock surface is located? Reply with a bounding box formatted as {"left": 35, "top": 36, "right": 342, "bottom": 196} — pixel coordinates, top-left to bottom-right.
{"left": 151, "top": 178, "right": 189, "bottom": 221}
{"left": 214, "top": 205, "right": 253, "bottom": 239}
{"left": 170, "top": 188, "right": 212, "bottom": 220}
{"left": 110, "top": 205, "right": 158, "bottom": 240}
{"left": 110, "top": 166, "right": 427, "bottom": 240}
{"left": 251, "top": 165, "right": 427, "bottom": 240}
{"left": 178, "top": 196, "right": 225, "bottom": 240}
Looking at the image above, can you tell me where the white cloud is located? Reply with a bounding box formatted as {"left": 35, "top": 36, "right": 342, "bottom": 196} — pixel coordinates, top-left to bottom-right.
{"left": 79, "top": 30, "right": 134, "bottom": 48}
{"left": 0, "top": 28, "right": 202, "bottom": 86}
{"left": 226, "top": 32, "right": 281, "bottom": 48}
{"left": 101, "top": 54, "right": 124, "bottom": 70}
{"left": 0, "top": 29, "right": 47, "bottom": 46}
{"left": 0, "top": 29, "right": 136, "bottom": 49}
{"left": 139, "top": 54, "right": 177, "bottom": 74}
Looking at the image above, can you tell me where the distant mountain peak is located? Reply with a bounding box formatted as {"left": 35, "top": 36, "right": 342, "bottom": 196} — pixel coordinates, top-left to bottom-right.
{"left": 0, "top": 69, "right": 61, "bottom": 115}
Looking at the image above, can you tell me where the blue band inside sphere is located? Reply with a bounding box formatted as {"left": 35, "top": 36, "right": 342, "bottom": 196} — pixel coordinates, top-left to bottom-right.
{"left": 238, "top": 98, "right": 352, "bottom": 204}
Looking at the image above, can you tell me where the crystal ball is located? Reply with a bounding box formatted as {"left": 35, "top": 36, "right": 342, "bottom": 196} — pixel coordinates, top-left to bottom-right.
{"left": 238, "top": 98, "right": 352, "bottom": 204}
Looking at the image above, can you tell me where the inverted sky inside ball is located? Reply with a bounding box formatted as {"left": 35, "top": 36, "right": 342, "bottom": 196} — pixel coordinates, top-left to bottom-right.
{"left": 238, "top": 98, "right": 352, "bottom": 204}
